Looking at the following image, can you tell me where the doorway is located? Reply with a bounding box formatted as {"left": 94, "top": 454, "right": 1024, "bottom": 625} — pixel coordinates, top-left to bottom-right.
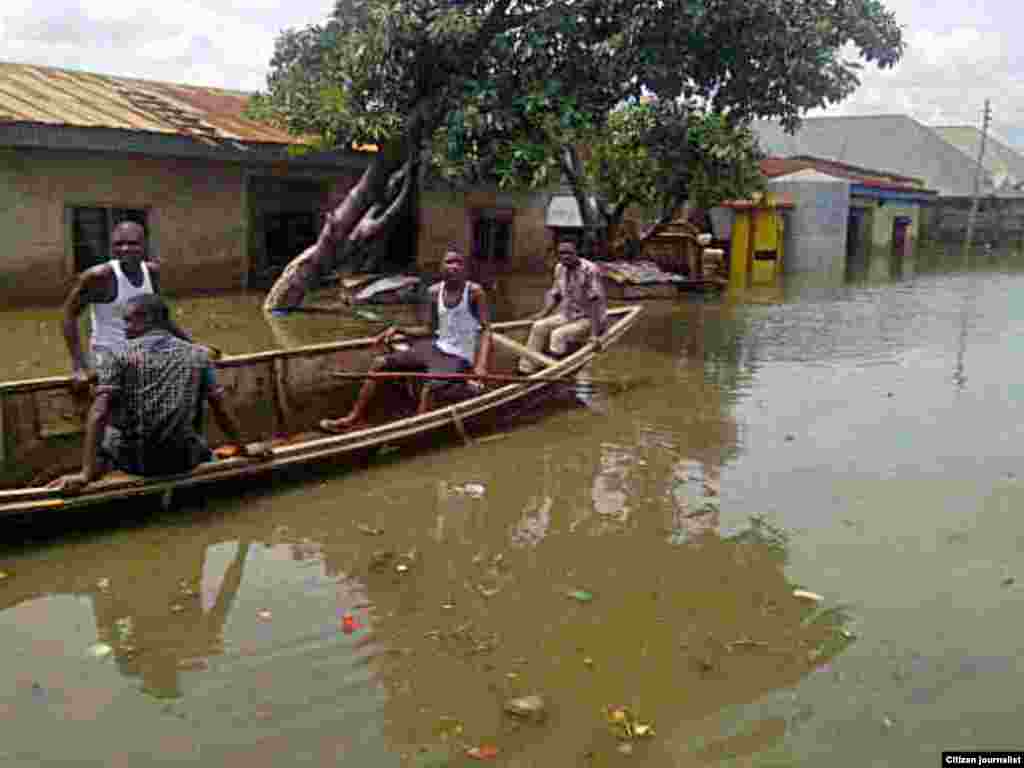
{"left": 891, "top": 216, "right": 912, "bottom": 278}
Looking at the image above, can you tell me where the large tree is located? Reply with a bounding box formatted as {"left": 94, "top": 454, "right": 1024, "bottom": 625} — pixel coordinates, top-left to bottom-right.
{"left": 253, "top": 0, "right": 904, "bottom": 310}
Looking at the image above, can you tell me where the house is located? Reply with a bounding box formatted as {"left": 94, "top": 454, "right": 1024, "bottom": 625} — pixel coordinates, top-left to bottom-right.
{"left": 752, "top": 115, "right": 1024, "bottom": 246}
{"left": 0, "top": 60, "right": 377, "bottom": 306}
{"left": 760, "top": 156, "right": 938, "bottom": 281}
{"left": 0, "top": 61, "right": 553, "bottom": 307}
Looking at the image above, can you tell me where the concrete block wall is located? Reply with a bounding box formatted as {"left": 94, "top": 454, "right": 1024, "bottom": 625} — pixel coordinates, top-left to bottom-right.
{"left": 0, "top": 148, "right": 248, "bottom": 306}
{"left": 416, "top": 185, "right": 551, "bottom": 275}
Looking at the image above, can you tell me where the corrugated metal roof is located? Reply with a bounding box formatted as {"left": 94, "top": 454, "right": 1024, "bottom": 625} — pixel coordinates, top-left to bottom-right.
{"left": 0, "top": 60, "right": 301, "bottom": 145}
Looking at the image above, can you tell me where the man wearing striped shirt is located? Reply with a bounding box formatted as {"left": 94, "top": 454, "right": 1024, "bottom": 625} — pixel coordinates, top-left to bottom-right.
{"left": 53, "top": 295, "right": 269, "bottom": 494}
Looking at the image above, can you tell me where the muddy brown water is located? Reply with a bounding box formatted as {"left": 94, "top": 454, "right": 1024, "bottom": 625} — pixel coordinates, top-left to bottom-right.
{"left": 1, "top": 252, "right": 1023, "bottom": 766}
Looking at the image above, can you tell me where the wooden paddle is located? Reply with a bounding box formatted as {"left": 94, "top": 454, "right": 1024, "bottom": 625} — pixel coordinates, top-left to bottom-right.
{"left": 330, "top": 370, "right": 622, "bottom": 387}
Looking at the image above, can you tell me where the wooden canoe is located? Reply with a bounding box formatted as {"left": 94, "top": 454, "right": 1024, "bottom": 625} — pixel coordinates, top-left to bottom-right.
{"left": 0, "top": 305, "right": 642, "bottom": 516}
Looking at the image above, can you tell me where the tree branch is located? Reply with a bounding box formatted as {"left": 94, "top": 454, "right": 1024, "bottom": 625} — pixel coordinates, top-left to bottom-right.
{"left": 351, "top": 158, "right": 414, "bottom": 241}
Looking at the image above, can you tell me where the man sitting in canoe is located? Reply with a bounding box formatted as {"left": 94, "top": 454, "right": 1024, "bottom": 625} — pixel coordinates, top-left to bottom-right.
{"left": 519, "top": 237, "right": 608, "bottom": 373}
{"left": 320, "top": 248, "right": 491, "bottom": 433}
{"left": 52, "top": 295, "right": 270, "bottom": 494}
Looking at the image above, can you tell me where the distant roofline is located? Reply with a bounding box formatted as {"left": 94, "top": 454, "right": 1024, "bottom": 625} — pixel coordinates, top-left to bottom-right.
{"left": 788, "top": 154, "right": 923, "bottom": 184}
{"left": 772, "top": 113, "right": 920, "bottom": 122}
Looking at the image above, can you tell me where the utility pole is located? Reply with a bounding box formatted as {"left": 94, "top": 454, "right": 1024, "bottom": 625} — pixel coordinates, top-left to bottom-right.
{"left": 963, "top": 99, "right": 992, "bottom": 264}
{"left": 955, "top": 100, "right": 991, "bottom": 395}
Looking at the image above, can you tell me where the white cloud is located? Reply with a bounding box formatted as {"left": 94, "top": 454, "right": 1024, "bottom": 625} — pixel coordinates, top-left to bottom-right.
{"left": 815, "top": 21, "right": 1024, "bottom": 149}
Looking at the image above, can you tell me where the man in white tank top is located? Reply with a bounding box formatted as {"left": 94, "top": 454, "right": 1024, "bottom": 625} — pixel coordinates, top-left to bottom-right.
{"left": 63, "top": 221, "right": 193, "bottom": 391}
{"left": 320, "top": 249, "right": 492, "bottom": 432}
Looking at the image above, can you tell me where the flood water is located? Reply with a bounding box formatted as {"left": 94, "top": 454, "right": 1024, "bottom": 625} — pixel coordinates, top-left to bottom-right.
{"left": 2, "top": 249, "right": 1023, "bottom": 766}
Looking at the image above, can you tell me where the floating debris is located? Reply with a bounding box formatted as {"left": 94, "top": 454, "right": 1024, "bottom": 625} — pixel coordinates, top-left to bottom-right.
{"left": 583, "top": 657, "right": 594, "bottom": 668}
{"left": 257, "top": 609, "right": 273, "bottom": 621}
{"left": 792, "top": 589, "right": 824, "bottom": 603}
{"left": 504, "top": 694, "right": 547, "bottom": 722}
{"left": 435, "top": 715, "right": 464, "bottom": 740}
{"left": 369, "top": 550, "right": 395, "bottom": 572}
{"left": 476, "top": 584, "right": 500, "bottom": 599}
{"left": 169, "top": 603, "right": 185, "bottom": 614}
{"left": 357, "top": 523, "right": 384, "bottom": 536}
{"left": 96, "top": 577, "right": 110, "bottom": 591}
{"left": 1001, "top": 577, "right": 1015, "bottom": 587}
{"left": 567, "top": 589, "right": 594, "bottom": 603}
{"left": 87, "top": 642, "right": 113, "bottom": 659}
{"left": 395, "top": 563, "right": 410, "bottom": 574}
{"left": 617, "top": 743, "right": 634, "bottom": 756}
{"left": 0, "top": 570, "right": 9, "bottom": 582}
{"left": 726, "top": 638, "right": 769, "bottom": 651}
{"left": 466, "top": 745, "right": 499, "bottom": 760}
{"left": 341, "top": 613, "right": 362, "bottom": 634}
{"left": 177, "top": 658, "right": 209, "bottom": 671}
{"left": 604, "top": 706, "right": 655, "bottom": 741}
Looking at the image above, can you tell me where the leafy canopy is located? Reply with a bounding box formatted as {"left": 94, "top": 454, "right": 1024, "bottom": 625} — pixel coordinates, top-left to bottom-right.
{"left": 248, "top": 0, "right": 905, "bottom": 177}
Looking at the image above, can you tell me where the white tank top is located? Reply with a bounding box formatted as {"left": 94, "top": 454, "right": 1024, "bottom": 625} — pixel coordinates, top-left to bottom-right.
{"left": 90, "top": 260, "right": 154, "bottom": 350}
{"left": 435, "top": 282, "right": 481, "bottom": 364}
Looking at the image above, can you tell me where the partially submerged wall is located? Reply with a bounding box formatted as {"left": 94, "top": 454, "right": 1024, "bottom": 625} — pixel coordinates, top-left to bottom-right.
{"left": 767, "top": 170, "right": 850, "bottom": 284}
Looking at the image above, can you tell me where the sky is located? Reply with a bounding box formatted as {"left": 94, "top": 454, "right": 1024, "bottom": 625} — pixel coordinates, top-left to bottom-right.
{"left": 2, "top": 0, "right": 1023, "bottom": 151}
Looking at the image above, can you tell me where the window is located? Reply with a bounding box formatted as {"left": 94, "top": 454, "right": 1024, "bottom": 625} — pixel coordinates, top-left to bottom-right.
{"left": 70, "top": 206, "right": 149, "bottom": 272}
{"left": 471, "top": 210, "right": 513, "bottom": 265}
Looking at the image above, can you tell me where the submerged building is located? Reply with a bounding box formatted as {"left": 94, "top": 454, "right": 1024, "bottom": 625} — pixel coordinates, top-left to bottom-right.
{"left": 0, "top": 61, "right": 552, "bottom": 307}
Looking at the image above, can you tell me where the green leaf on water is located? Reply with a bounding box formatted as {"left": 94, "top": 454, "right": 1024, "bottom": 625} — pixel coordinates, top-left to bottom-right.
{"left": 567, "top": 589, "right": 593, "bottom": 602}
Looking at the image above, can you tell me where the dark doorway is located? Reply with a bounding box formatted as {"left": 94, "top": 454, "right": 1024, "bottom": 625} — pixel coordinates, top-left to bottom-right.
{"left": 248, "top": 177, "right": 328, "bottom": 284}
{"left": 471, "top": 209, "right": 513, "bottom": 287}
{"left": 845, "top": 207, "right": 867, "bottom": 280}
{"left": 891, "top": 216, "right": 911, "bottom": 278}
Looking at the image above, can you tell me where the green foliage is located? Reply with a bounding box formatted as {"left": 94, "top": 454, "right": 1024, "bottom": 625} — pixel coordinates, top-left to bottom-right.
{"left": 581, "top": 101, "right": 764, "bottom": 231}
{"left": 246, "top": 0, "right": 904, "bottom": 219}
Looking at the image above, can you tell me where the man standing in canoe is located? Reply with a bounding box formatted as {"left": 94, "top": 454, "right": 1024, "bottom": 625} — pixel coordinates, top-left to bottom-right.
{"left": 63, "top": 221, "right": 194, "bottom": 390}
{"left": 519, "top": 238, "right": 608, "bottom": 373}
{"left": 320, "top": 248, "right": 492, "bottom": 432}
{"left": 52, "top": 295, "right": 270, "bottom": 494}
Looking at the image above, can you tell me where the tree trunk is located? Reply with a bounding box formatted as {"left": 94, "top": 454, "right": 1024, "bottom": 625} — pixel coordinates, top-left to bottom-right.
{"left": 263, "top": 105, "right": 430, "bottom": 311}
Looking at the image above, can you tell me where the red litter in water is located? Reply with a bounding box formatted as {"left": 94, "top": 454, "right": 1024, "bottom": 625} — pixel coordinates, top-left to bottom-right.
{"left": 341, "top": 613, "right": 361, "bottom": 634}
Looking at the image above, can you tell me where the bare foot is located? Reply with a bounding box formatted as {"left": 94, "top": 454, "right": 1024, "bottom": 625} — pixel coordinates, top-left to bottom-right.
{"left": 319, "top": 417, "right": 363, "bottom": 434}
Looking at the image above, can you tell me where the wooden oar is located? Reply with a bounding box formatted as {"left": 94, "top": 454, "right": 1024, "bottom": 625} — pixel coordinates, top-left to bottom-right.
{"left": 330, "top": 371, "right": 622, "bottom": 387}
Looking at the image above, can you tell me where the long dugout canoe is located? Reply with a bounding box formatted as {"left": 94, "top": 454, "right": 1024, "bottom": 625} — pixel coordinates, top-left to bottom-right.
{"left": 0, "top": 305, "right": 642, "bottom": 516}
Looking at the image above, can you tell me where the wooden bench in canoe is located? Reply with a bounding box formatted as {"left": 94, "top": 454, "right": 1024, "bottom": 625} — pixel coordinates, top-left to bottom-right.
{"left": 0, "top": 305, "right": 642, "bottom": 516}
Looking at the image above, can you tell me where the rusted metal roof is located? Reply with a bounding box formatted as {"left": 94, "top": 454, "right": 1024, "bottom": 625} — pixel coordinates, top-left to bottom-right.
{"left": 0, "top": 60, "right": 301, "bottom": 145}
{"left": 760, "top": 156, "right": 937, "bottom": 195}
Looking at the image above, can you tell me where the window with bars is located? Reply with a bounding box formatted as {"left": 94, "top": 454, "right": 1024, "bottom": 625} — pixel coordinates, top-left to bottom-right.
{"left": 69, "top": 206, "right": 149, "bottom": 272}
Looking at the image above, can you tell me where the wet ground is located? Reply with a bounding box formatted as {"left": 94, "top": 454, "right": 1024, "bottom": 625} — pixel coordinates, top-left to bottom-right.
{"left": 1, "top": 248, "right": 1023, "bottom": 766}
